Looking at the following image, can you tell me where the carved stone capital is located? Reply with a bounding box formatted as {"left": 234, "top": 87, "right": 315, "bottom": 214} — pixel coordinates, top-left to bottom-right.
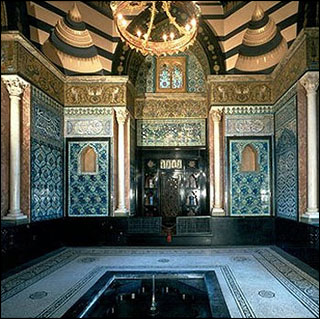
{"left": 210, "top": 109, "right": 223, "bottom": 122}
{"left": 1, "top": 75, "right": 29, "bottom": 98}
{"left": 115, "top": 108, "right": 129, "bottom": 126}
{"left": 300, "top": 72, "right": 319, "bottom": 95}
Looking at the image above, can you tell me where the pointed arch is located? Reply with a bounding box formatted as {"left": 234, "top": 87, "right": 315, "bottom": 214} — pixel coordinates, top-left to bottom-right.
{"left": 241, "top": 144, "right": 259, "bottom": 172}
{"left": 80, "top": 145, "right": 98, "bottom": 174}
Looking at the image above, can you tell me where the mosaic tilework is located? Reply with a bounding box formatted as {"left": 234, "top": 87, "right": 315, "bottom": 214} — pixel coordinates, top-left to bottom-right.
{"left": 229, "top": 139, "right": 271, "bottom": 216}
{"left": 275, "top": 92, "right": 298, "bottom": 221}
{"left": 31, "top": 87, "right": 64, "bottom": 222}
{"left": 137, "top": 119, "right": 206, "bottom": 147}
{"left": 135, "top": 52, "right": 205, "bottom": 95}
{"left": 68, "top": 141, "right": 109, "bottom": 217}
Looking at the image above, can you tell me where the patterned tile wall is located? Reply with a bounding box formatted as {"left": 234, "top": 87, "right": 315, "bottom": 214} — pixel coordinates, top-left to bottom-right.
{"left": 229, "top": 139, "right": 271, "bottom": 216}
{"left": 137, "top": 119, "right": 206, "bottom": 147}
{"left": 135, "top": 52, "right": 206, "bottom": 95}
{"left": 275, "top": 88, "right": 298, "bottom": 221}
{"left": 68, "top": 141, "right": 109, "bottom": 217}
{"left": 31, "top": 87, "right": 64, "bottom": 222}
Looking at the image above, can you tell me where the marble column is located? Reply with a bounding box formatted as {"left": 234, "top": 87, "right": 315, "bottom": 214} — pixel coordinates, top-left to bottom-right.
{"left": 2, "top": 75, "right": 29, "bottom": 220}
{"left": 114, "top": 108, "right": 129, "bottom": 216}
{"left": 300, "top": 72, "right": 319, "bottom": 224}
{"left": 210, "top": 109, "right": 225, "bottom": 216}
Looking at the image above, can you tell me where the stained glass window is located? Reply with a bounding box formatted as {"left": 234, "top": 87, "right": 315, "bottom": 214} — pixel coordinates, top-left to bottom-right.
{"left": 172, "top": 63, "right": 184, "bottom": 89}
{"left": 157, "top": 57, "right": 186, "bottom": 92}
{"left": 159, "top": 63, "right": 171, "bottom": 89}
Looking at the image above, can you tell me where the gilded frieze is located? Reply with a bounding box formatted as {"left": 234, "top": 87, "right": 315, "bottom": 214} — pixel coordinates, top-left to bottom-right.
{"left": 306, "top": 28, "right": 319, "bottom": 69}
{"left": 65, "top": 84, "right": 126, "bottom": 106}
{"left": 135, "top": 95, "right": 208, "bottom": 119}
{"left": 1, "top": 41, "right": 18, "bottom": 74}
{"left": 210, "top": 82, "right": 272, "bottom": 105}
{"left": 18, "top": 45, "right": 64, "bottom": 104}
{"left": 273, "top": 40, "right": 307, "bottom": 103}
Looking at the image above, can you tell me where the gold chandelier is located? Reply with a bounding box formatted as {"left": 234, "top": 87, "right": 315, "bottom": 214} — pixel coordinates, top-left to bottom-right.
{"left": 110, "top": 1, "right": 201, "bottom": 56}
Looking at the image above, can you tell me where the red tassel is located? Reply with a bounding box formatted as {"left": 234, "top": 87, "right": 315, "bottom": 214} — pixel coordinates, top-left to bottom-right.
{"left": 167, "top": 233, "right": 172, "bottom": 243}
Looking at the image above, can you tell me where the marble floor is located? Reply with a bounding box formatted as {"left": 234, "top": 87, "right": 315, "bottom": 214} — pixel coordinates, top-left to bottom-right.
{"left": 1, "top": 246, "right": 319, "bottom": 318}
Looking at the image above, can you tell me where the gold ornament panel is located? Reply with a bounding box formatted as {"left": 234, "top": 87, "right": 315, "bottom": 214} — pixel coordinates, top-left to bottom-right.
{"left": 17, "top": 44, "right": 64, "bottom": 104}
{"left": 65, "top": 83, "right": 126, "bottom": 106}
{"left": 273, "top": 40, "right": 307, "bottom": 102}
{"left": 135, "top": 96, "right": 208, "bottom": 119}
{"left": 210, "top": 82, "right": 273, "bottom": 105}
{"left": 1, "top": 41, "right": 18, "bottom": 74}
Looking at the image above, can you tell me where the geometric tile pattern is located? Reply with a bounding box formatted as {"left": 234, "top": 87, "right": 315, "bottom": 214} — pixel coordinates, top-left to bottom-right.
{"left": 137, "top": 119, "right": 206, "bottom": 147}
{"left": 31, "top": 87, "right": 64, "bottom": 222}
{"left": 275, "top": 93, "right": 298, "bottom": 221}
{"left": 68, "top": 141, "right": 109, "bottom": 217}
{"left": 229, "top": 139, "right": 272, "bottom": 216}
{"left": 31, "top": 140, "right": 64, "bottom": 222}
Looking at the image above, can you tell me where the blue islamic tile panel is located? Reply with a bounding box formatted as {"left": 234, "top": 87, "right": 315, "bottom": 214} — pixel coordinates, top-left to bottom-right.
{"left": 31, "top": 87, "right": 63, "bottom": 149}
{"left": 186, "top": 53, "right": 206, "bottom": 93}
{"left": 31, "top": 140, "right": 64, "bottom": 222}
{"left": 137, "top": 119, "right": 206, "bottom": 147}
{"left": 31, "top": 87, "right": 64, "bottom": 222}
{"left": 275, "top": 94, "right": 298, "bottom": 221}
{"left": 68, "top": 141, "right": 109, "bottom": 217}
{"left": 229, "top": 139, "right": 271, "bottom": 216}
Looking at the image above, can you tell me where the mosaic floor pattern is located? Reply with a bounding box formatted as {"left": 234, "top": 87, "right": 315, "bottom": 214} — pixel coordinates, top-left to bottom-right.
{"left": 1, "top": 246, "right": 319, "bottom": 318}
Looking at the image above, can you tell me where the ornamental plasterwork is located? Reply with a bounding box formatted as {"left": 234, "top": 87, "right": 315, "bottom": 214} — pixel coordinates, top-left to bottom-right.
{"left": 1, "top": 41, "right": 17, "bottom": 74}
{"left": 64, "top": 107, "right": 113, "bottom": 116}
{"left": 65, "top": 84, "right": 126, "bottom": 106}
{"left": 225, "top": 115, "right": 274, "bottom": 136}
{"left": 1, "top": 75, "right": 29, "bottom": 97}
{"left": 135, "top": 94, "right": 208, "bottom": 119}
{"left": 18, "top": 44, "right": 65, "bottom": 104}
{"left": 65, "top": 118, "right": 113, "bottom": 138}
{"left": 223, "top": 105, "right": 274, "bottom": 115}
{"left": 210, "top": 82, "right": 272, "bottom": 105}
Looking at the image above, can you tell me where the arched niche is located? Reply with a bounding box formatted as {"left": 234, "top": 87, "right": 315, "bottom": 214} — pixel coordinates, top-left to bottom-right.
{"left": 240, "top": 144, "right": 260, "bottom": 172}
{"left": 79, "top": 145, "right": 98, "bottom": 174}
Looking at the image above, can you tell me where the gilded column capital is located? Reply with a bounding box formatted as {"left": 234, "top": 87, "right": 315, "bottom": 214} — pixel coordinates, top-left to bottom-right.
{"left": 300, "top": 72, "right": 319, "bottom": 95}
{"left": 115, "top": 107, "right": 129, "bottom": 126}
{"left": 1, "top": 75, "right": 29, "bottom": 98}
{"left": 210, "top": 108, "right": 223, "bottom": 122}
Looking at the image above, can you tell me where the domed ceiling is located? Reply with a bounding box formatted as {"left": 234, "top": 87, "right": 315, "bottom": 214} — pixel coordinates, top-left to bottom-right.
{"left": 3, "top": 1, "right": 314, "bottom": 75}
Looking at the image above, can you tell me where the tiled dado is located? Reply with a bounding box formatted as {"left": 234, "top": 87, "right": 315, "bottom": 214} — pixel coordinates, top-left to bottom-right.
{"left": 31, "top": 87, "right": 64, "bottom": 222}
{"left": 275, "top": 86, "right": 298, "bottom": 221}
{"left": 67, "top": 141, "right": 110, "bottom": 217}
{"left": 229, "top": 139, "right": 272, "bottom": 216}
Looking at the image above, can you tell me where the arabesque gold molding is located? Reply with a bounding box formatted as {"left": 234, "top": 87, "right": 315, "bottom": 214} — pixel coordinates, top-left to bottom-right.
{"left": 1, "top": 29, "right": 318, "bottom": 109}
{"left": 135, "top": 93, "right": 208, "bottom": 119}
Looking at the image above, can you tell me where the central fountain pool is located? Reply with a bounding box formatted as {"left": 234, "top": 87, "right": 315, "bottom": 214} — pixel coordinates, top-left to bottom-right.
{"left": 63, "top": 271, "right": 230, "bottom": 318}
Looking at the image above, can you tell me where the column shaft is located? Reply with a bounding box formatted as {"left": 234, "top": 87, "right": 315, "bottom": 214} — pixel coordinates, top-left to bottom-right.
{"left": 211, "top": 109, "right": 224, "bottom": 216}
{"left": 300, "top": 72, "right": 319, "bottom": 224}
{"left": 2, "top": 75, "right": 29, "bottom": 220}
{"left": 114, "top": 108, "right": 129, "bottom": 216}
